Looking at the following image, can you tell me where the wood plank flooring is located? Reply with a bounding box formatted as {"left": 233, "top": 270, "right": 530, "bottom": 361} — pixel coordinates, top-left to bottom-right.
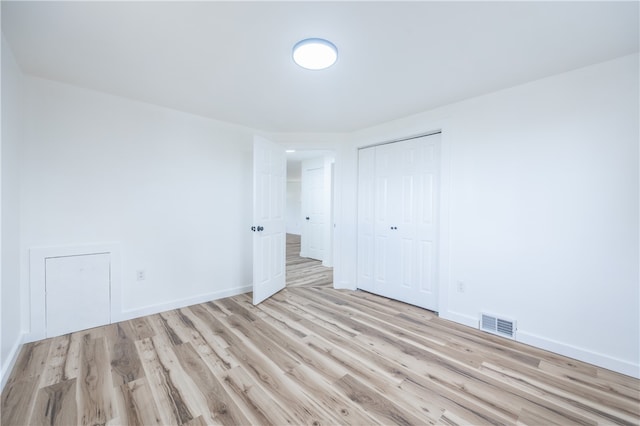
{"left": 286, "top": 233, "right": 333, "bottom": 288}
{"left": 2, "top": 236, "right": 639, "bottom": 425}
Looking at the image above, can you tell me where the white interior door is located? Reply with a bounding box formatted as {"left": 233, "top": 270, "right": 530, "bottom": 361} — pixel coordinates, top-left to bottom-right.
{"left": 252, "top": 135, "right": 286, "bottom": 305}
{"left": 301, "top": 157, "right": 326, "bottom": 261}
{"left": 46, "top": 253, "right": 111, "bottom": 337}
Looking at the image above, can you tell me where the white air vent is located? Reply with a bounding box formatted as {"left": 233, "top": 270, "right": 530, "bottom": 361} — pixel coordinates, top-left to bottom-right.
{"left": 480, "top": 313, "right": 516, "bottom": 339}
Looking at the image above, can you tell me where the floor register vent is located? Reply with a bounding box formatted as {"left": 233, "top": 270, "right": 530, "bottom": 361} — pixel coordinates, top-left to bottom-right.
{"left": 480, "top": 313, "right": 516, "bottom": 339}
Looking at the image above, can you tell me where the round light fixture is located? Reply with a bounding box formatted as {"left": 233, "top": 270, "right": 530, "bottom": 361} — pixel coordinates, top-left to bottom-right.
{"left": 292, "top": 38, "right": 338, "bottom": 70}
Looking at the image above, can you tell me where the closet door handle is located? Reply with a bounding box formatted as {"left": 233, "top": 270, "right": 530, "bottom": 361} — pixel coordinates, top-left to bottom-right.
{"left": 305, "top": 217, "right": 310, "bottom": 220}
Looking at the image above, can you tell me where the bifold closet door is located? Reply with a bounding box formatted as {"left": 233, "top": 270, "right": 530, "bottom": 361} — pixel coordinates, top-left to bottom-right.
{"left": 372, "top": 142, "right": 403, "bottom": 297}
{"left": 357, "top": 133, "right": 440, "bottom": 311}
{"left": 357, "top": 147, "right": 376, "bottom": 292}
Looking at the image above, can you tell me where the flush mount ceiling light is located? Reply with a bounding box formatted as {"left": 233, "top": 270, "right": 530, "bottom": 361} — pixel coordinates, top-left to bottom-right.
{"left": 292, "top": 38, "right": 338, "bottom": 70}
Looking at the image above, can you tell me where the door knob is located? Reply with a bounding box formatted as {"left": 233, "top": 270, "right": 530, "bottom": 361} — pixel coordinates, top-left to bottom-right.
{"left": 251, "top": 226, "right": 256, "bottom": 232}
{"left": 305, "top": 217, "right": 310, "bottom": 220}
{"left": 257, "top": 226, "right": 264, "bottom": 232}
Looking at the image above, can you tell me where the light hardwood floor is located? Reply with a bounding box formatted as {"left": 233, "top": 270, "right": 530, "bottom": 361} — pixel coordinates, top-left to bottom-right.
{"left": 286, "top": 233, "right": 333, "bottom": 288}
{"left": 2, "top": 236, "right": 639, "bottom": 425}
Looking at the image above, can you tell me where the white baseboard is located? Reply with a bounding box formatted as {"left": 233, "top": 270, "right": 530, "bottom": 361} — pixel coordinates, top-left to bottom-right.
{"left": 439, "top": 310, "right": 477, "bottom": 328}
{"left": 1, "top": 333, "right": 26, "bottom": 392}
{"left": 118, "top": 285, "right": 253, "bottom": 322}
{"left": 517, "top": 330, "right": 640, "bottom": 379}
{"left": 22, "top": 285, "right": 253, "bottom": 345}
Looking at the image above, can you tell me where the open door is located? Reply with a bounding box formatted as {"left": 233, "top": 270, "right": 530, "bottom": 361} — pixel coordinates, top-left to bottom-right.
{"left": 252, "top": 135, "right": 286, "bottom": 305}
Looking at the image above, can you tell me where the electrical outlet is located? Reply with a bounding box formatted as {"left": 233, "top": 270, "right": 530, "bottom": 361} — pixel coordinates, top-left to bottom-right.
{"left": 457, "top": 281, "right": 465, "bottom": 293}
{"left": 136, "top": 270, "right": 146, "bottom": 281}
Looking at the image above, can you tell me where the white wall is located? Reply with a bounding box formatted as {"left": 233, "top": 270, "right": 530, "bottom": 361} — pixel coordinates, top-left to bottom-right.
{"left": 1, "top": 36, "right": 25, "bottom": 388}
{"left": 20, "top": 77, "right": 254, "bottom": 339}
{"left": 342, "top": 54, "right": 639, "bottom": 377}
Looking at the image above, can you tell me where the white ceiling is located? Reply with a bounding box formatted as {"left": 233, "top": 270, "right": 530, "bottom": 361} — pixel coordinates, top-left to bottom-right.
{"left": 2, "top": 1, "right": 638, "bottom": 133}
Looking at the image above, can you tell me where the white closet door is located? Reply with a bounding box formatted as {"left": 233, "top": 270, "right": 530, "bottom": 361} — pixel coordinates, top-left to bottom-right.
{"left": 394, "top": 139, "right": 419, "bottom": 302}
{"left": 373, "top": 142, "right": 402, "bottom": 296}
{"left": 414, "top": 136, "right": 440, "bottom": 308}
{"left": 390, "top": 135, "right": 440, "bottom": 309}
{"left": 357, "top": 148, "right": 376, "bottom": 292}
{"left": 357, "top": 133, "right": 440, "bottom": 311}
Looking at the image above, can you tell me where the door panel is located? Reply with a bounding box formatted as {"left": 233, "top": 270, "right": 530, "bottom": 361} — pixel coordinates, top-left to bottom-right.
{"left": 414, "top": 136, "right": 440, "bottom": 306}
{"left": 400, "top": 238, "right": 413, "bottom": 289}
{"left": 46, "top": 253, "right": 110, "bottom": 337}
{"left": 418, "top": 241, "right": 434, "bottom": 293}
{"left": 357, "top": 148, "right": 375, "bottom": 291}
{"left": 252, "top": 135, "right": 286, "bottom": 305}
{"left": 374, "top": 234, "right": 389, "bottom": 284}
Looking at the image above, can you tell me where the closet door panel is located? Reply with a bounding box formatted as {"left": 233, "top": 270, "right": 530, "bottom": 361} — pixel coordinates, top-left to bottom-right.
{"left": 374, "top": 235, "right": 389, "bottom": 286}
{"left": 415, "top": 137, "right": 440, "bottom": 304}
{"left": 357, "top": 148, "right": 376, "bottom": 291}
{"left": 418, "top": 241, "right": 435, "bottom": 293}
{"left": 374, "top": 143, "right": 399, "bottom": 294}
{"left": 400, "top": 238, "right": 414, "bottom": 289}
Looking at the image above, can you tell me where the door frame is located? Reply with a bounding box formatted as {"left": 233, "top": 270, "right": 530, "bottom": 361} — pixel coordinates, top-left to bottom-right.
{"left": 285, "top": 149, "right": 336, "bottom": 270}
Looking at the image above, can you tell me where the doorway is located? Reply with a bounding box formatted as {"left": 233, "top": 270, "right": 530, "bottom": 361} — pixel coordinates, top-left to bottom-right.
{"left": 285, "top": 150, "right": 335, "bottom": 286}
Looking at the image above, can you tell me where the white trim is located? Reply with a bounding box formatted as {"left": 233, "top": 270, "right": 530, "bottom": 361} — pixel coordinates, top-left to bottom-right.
{"left": 439, "top": 310, "right": 478, "bottom": 328}
{"left": 0, "top": 332, "right": 25, "bottom": 391}
{"left": 517, "top": 330, "right": 640, "bottom": 379}
{"left": 436, "top": 125, "right": 452, "bottom": 317}
{"left": 27, "top": 243, "right": 121, "bottom": 342}
{"left": 118, "top": 284, "right": 252, "bottom": 322}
